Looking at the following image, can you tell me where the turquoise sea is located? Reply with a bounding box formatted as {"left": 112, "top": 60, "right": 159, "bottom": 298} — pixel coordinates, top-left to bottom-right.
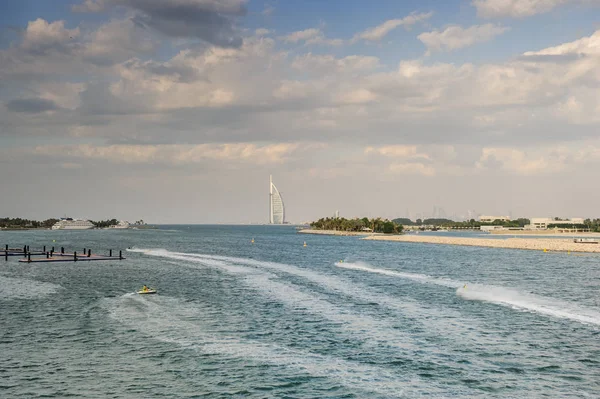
{"left": 1, "top": 226, "right": 599, "bottom": 398}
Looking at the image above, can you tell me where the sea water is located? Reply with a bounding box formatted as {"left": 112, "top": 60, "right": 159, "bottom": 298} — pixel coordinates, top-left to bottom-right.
{"left": 1, "top": 225, "right": 599, "bottom": 398}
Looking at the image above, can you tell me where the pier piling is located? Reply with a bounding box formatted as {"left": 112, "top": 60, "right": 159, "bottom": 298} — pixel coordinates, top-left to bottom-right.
{"left": 74, "top": 251, "right": 77, "bottom": 262}
{"left": 61, "top": 247, "right": 65, "bottom": 254}
{"left": 27, "top": 253, "right": 31, "bottom": 263}
{"left": 119, "top": 250, "right": 122, "bottom": 260}
{"left": 87, "top": 249, "right": 91, "bottom": 257}
{"left": 109, "top": 249, "right": 112, "bottom": 257}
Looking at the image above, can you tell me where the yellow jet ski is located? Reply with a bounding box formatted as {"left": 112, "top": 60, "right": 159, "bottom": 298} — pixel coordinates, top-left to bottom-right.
{"left": 138, "top": 286, "right": 157, "bottom": 295}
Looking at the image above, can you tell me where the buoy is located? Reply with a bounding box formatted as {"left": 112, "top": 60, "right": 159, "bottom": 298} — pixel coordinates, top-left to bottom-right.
{"left": 52, "top": 240, "right": 56, "bottom": 243}
{"left": 568, "top": 250, "right": 571, "bottom": 255}
{"left": 303, "top": 241, "right": 307, "bottom": 247}
{"left": 543, "top": 248, "right": 547, "bottom": 252}
{"left": 251, "top": 238, "right": 254, "bottom": 244}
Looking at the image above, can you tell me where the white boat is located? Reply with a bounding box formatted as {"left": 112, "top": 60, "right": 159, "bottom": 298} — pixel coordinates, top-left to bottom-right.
{"left": 108, "top": 220, "right": 130, "bottom": 229}
{"left": 573, "top": 238, "right": 598, "bottom": 244}
{"left": 51, "top": 218, "right": 95, "bottom": 230}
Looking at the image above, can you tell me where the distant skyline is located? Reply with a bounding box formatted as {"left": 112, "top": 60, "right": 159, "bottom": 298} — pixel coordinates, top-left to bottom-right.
{"left": 1, "top": 0, "right": 600, "bottom": 223}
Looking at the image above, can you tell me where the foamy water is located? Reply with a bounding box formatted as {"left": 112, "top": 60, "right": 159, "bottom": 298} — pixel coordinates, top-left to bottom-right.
{"left": 336, "top": 261, "right": 600, "bottom": 327}
{"left": 0, "top": 275, "right": 62, "bottom": 299}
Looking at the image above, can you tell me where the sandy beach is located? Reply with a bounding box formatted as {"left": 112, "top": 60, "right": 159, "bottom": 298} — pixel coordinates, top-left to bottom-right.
{"left": 297, "top": 229, "right": 377, "bottom": 237}
{"left": 489, "top": 230, "right": 600, "bottom": 236}
{"left": 363, "top": 235, "right": 600, "bottom": 253}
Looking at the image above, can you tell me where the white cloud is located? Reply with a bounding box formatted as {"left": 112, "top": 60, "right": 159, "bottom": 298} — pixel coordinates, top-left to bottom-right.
{"left": 336, "top": 89, "right": 377, "bottom": 104}
{"left": 21, "top": 18, "right": 80, "bottom": 54}
{"left": 281, "top": 28, "right": 343, "bottom": 46}
{"left": 472, "top": 0, "right": 593, "bottom": 18}
{"left": 389, "top": 162, "right": 436, "bottom": 176}
{"left": 523, "top": 29, "right": 600, "bottom": 56}
{"left": 291, "top": 54, "right": 380, "bottom": 75}
{"left": 255, "top": 28, "right": 271, "bottom": 36}
{"left": 30, "top": 143, "right": 303, "bottom": 165}
{"left": 353, "top": 12, "right": 432, "bottom": 42}
{"left": 476, "top": 147, "right": 567, "bottom": 175}
{"left": 418, "top": 24, "right": 509, "bottom": 53}
{"left": 282, "top": 28, "right": 321, "bottom": 43}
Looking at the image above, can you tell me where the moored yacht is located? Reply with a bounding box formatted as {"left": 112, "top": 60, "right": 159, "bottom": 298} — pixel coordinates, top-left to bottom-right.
{"left": 51, "top": 218, "right": 95, "bottom": 230}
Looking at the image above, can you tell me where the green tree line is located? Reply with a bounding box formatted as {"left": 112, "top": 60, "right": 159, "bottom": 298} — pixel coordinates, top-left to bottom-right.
{"left": 310, "top": 217, "right": 403, "bottom": 234}
{"left": 0, "top": 218, "right": 59, "bottom": 229}
{"left": 1, "top": 217, "right": 124, "bottom": 229}
{"left": 549, "top": 219, "right": 600, "bottom": 231}
{"left": 392, "top": 218, "right": 531, "bottom": 229}
{"left": 89, "top": 219, "right": 119, "bottom": 228}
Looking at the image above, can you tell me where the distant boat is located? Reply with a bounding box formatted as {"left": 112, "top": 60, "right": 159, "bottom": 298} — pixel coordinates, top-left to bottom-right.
{"left": 573, "top": 238, "right": 598, "bottom": 244}
{"left": 52, "top": 218, "right": 94, "bottom": 230}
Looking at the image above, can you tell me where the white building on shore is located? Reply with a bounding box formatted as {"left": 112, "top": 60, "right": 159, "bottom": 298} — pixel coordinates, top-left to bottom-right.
{"left": 525, "top": 218, "right": 585, "bottom": 230}
{"left": 269, "top": 175, "right": 285, "bottom": 224}
{"left": 479, "top": 215, "right": 510, "bottom": 223}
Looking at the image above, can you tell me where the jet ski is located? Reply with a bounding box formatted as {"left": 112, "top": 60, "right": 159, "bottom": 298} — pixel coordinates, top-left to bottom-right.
{"left": 138, "top": 287, "right": 157, "bottom": 295}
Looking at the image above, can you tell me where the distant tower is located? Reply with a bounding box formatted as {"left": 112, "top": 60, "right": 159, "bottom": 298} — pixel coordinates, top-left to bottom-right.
{"left": 269, "top": 175, "right": 285, "bottom": 224}
{"left": 334, "top": 210, "right": 340, "bottom": 218}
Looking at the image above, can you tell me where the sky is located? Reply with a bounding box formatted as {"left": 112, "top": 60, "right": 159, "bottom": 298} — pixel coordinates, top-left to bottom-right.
{"left": 1, "top": 0, "right": 599, "bottom": 224}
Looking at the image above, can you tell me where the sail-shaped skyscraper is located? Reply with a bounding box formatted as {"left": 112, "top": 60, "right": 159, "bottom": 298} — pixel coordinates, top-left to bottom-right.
{"left": 269, "top": 175, "right": 285, "bottom": 224}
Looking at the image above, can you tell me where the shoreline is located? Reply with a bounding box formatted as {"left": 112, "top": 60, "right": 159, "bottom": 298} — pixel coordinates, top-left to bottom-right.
{"left": 363, "top": 235, "right": 600, "bottom": 253}
{"left": 489, "top": 230, "right": 600, "bottom": 236}
{"left": 297, "top": 229, "right": 383, "bottom": 237}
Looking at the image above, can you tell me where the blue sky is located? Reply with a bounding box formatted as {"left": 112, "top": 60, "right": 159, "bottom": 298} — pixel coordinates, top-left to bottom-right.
{"left": 1, "top": 0, "right": 600, "bottom": 223}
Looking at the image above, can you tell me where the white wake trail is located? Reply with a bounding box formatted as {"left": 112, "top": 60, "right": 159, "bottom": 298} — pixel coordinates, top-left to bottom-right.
{"left": 337, "top": 262, "right": 600, "bottom": 327}
{"left": 129, "top": 249, "right": 422, "bottom": 353}
{"left": 0, "top": 275, "right": 62, "bottom": 300}
{"left": 130, "top": 249, "right": 506, "bottom": 361}
{"left": 106, "top": 294, "right": 444, "bottom": 398}
{"left": 335, "top": 261, "right": 462, "bottom": 288}
{"left": 457, "top": 285, "right": 600, "bottom": 326}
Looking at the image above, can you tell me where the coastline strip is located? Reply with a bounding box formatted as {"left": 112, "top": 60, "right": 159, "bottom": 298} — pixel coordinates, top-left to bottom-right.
{"left": 297, "top": 229, "right": 377, "bottom": 236}
{"left": 362, "top": 235, "right": 600, "bottom": 253}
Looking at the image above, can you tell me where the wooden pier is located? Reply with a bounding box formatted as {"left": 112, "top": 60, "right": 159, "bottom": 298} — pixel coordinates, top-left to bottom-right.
{"left": 2, "top": 245, "right": 126, "bottom": 263}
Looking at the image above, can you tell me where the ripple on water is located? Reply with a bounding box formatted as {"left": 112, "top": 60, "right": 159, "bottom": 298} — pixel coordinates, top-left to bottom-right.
{"left": 0, "top": 275, "right": 62, "bottom": 300}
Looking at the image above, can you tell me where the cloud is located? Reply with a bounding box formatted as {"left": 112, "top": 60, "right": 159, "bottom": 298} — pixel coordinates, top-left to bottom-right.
{"left": 472, "top": 0, "right": 593, "bottom": 18}
{"left": 352, "top": 12, "right": 432, "bottom": 42}
{"left": 21, "top": 18, "right": 79, "bottom": 55}
{"left": 389, "top": 162, "right": 436, "bottom": 176}
{"left": 82, "top": 19, "right": 157, "bottom": 65}
{"left": 73, "top": 0, "right": 247, "bottom": 47}
{"left": 418, "top": 24, "right": 509, "bottom": 53}
{"left": 255, "top": 28, "right": 271, "bottom": 36}
{"left": 281, "top": 28, "right": 343, "bottom": 46}
{"left": 291, "top": 54, "right": 380, "bottom": 75}
{"left": 6, "top": 98, "right": 61, "bottom": 113}
{"left": 476, "top": 147, "right": 568, "bottom": 175}
{"left": 29, "top": 143, "right": 303, "bottom": 165}
{"left": 522, "top": 29, "right": 600, "bottom": 56}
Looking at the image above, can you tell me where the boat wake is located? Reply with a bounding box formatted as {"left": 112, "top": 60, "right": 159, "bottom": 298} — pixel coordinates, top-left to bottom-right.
{"left": 0, "top": 275, "right": 62, "bottom": 300}
{"left": 104, "top": 293, "right": 432, "bottom": 398}
{"left": 335, "top": 262, "right": 600, "bottom": 327}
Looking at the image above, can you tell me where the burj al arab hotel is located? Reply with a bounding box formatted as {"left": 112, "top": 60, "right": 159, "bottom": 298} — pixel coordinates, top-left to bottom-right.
{"left": 269, "top": 175, "right": 285, "bottom": 224}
